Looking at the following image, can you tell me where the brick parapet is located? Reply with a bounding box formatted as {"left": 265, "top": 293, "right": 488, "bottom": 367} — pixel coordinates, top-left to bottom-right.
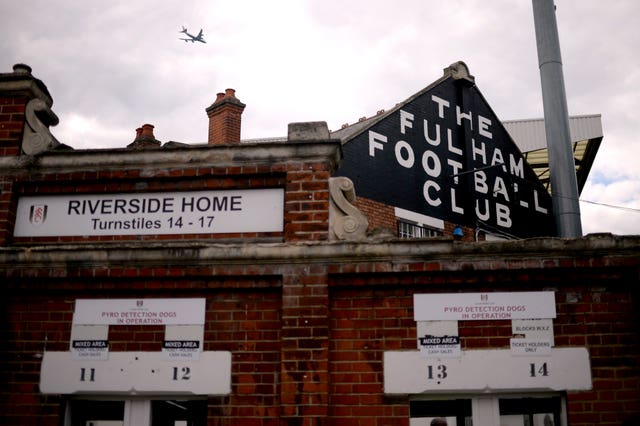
{"left": 0, "top": 141, "right": 341, "bottom": 245}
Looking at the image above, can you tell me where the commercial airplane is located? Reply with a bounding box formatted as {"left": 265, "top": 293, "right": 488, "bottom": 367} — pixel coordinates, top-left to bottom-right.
{"left": 179, "top": 26, "right": 206, "bottom": 43}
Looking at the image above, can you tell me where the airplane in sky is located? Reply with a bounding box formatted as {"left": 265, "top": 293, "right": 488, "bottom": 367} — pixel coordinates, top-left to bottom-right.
{"left": 179, "top": 27, "right": 206, "bottom": 44}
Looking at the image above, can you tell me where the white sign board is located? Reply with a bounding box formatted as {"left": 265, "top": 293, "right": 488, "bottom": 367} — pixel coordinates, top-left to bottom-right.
{"left": 418, "top": 335, "right": 461, "bottom": 358}
{"left": 162, "top": 340, "right": 201, "bottom": 360}
{"left": 417, "top": 321, "right": 461, "bottom": 358}
{"left": 162, "top": 325, "right": 204, "bottom": 361}
{"left": 71, "top": 340, "right": 109, "bottom": 360}
{"left": 40, "top": 351, "right": 231, "bottom": 395}
{"left": 70, "top": 324, "right": 109, "bottom": 360}
{"left": 510, "top": 319, "right": 554, "bottom": 356}
{"left": 384, "top": 348, "right": 591, "bottom": 394}
{"left": 414, "top": 292, "right": 556, "bottom": 321}
{"left": 73, "top": 299, "right": 206, "bottom": 326}
{"left": 510, "top": 339, "right": 552, "bottom": 356}
{"left": 14, "top": 189, "right": 284, "bottom": 237}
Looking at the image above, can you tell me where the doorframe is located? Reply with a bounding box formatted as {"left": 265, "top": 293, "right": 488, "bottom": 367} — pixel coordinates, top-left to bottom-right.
{"left": 409, "top": 392, "right": 567, "bottom": 426}
{"left": 63, "top": 396, "right": 208, "bottom": 426}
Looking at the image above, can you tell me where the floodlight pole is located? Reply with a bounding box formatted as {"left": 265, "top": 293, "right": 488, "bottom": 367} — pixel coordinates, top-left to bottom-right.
{"left": 532, "top": 0, "right": 582, "bottom": 237}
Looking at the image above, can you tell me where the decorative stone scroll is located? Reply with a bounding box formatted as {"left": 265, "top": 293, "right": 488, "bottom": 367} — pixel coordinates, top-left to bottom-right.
{"left": 329, "top": 177, "right": 369, "bottom": 241}
{"left": 22, "top": 98, "right": 61, "bottom": 155}
{"left": 443, "top": 60, "right": 475, "bottom": 84}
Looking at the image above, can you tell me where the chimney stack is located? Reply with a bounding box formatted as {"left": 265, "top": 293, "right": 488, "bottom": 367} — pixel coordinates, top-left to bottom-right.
{"left": 127, "top": 123, "right": 161, "bottom": 149}
{"left": 205, "top": 88, "right": 245, "bottom": 145}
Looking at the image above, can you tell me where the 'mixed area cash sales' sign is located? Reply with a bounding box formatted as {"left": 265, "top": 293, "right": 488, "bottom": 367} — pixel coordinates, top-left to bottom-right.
{"left": 14, "top": 188, "right": 284, "bottom": 237}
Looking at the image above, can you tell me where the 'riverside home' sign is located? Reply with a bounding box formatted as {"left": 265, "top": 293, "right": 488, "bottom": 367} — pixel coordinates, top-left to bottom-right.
{"left": 14, "top": 188, "right": 284, "bottom": 237}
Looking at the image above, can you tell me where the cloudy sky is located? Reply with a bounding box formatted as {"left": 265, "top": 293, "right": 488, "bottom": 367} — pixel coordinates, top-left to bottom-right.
{"left": 2, "top": 0, "right": 639, "bottom": 235}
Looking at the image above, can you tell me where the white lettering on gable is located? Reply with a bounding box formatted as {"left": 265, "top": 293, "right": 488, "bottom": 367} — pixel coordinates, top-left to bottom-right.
{"left": 423, "top": 181, "right": 442, "bottom": 207}
{"left": 456, "top": 105, "right": 473, "bottom": 129}
{"left": 369, "top": 131, "right": 387, "bottom": 157}
{"left": 364, "top": 93, "right": 548, "bottom": 232}
{"left": 431, "top": 95, "right": 450, "bottom": 118}
{"left": 423, "top": 120, "right": 441, "bottom": 146}
{"left": 478, "top": 115, "right": 492, "bottom": 139}
{"left": 395, "top": 141, "right": 415, "bottom": 168}
{"left": 400, "top": 110, "right": 414, "bottom": 134}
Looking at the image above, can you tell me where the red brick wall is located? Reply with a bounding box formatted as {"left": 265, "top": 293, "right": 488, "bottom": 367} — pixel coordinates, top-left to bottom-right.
{"left": 329, "top": 287, "right": 413, "bottom": 425}
{"left": 284, "top": 163, "right": 330, "bottom": 242}
{"left": 2, "top": 158, "right": 333, "bottom": 245}
{"left": 1, "top": 254, "right": 639, "bottom": 425}
{"left": 1, "top": 276, "right": 283, "bottom": 426}
{"left": 0, "top": 92, "right": 24, "bottom": 244}
{"left": 354, "top": 197, "right": 395, "bottom": 234}
{"left": 327, "top": 265, "right": 640, "bottom": 426}
{"left": 354, "top": 196, "right": 479, "bottom": 241}
{"left": 0, "top": 96, "right": 24, "bottom": 156}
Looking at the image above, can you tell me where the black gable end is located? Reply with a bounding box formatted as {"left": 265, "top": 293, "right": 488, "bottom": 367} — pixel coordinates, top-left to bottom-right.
{"left": 335, "top": 70, "right": 555, "bottom": 239}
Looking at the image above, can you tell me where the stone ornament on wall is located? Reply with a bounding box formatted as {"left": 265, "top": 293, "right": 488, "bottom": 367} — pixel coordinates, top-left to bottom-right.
{"left": 329, "top": 176, "right": 369, "bottom": 241}
{"left": 22, "top": 98, "right": 61, "bottom": 155}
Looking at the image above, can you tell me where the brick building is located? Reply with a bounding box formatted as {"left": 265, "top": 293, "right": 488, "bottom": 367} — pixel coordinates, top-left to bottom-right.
{"left": 1, "top": 63, "right": 639, "bottom": 425}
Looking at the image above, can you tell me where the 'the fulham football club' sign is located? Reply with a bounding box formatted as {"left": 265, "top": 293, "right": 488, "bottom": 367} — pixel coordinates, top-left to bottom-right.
{"left": 14, "top": 188, "right": 284, "bottom": 237}
{"left": 336, "top": 76, "right": 555, "bottom": 238}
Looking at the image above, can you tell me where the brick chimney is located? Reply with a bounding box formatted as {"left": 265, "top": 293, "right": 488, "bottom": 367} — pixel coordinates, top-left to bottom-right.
{"left": 127, "top": 123, "right": 161, "bottom": 149}
{"left": 205, "top": 88, "right": 245, "bottom": 145}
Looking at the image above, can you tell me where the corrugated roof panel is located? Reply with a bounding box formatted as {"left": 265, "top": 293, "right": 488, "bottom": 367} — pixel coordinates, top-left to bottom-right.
{"left": 503, "top": 114, "right": 602, "bottom": 152}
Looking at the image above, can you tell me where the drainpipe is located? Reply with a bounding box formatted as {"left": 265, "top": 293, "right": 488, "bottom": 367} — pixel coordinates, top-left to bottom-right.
{"left": 532, "top": 0, "right": 582, "bottom": 237}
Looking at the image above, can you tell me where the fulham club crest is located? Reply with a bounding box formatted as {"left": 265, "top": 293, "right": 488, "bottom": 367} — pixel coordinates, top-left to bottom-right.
{"left": 29, "top": 204, "right": 48, "bottom": 226}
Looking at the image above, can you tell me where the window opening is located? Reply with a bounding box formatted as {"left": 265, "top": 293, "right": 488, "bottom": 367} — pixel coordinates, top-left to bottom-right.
{"left": 410, "top": 399, "right": 473, "bottom": 426}
{"left": 410, "top": 395, "right": 565, "bottom": 426}
{"left": 68, "top": 400, "right": 125, "bottom": 426}
{"left": 66, "top": 398, "right": 207, "bottom": 426}
{"left": 499, "top": 397, "right": 562, "bottom": 426}
{"left": 398, "top": 220, "right": 443, "bottom": 238}
{"left": 151, "top": 400, "right": 208, "bottom": 426}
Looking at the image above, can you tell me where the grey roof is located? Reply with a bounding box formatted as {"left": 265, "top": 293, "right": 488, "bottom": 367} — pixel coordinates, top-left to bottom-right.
{"left": 503, "top": 115, "right": 603, "bottom": 193}
{"left": 503, "top": 114, "right": 602, "bottom": 152}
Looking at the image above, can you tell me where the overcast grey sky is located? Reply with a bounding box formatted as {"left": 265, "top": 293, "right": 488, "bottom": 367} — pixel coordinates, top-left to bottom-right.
{"left": 1, "top": 0, "right": 639, "bottom": 235}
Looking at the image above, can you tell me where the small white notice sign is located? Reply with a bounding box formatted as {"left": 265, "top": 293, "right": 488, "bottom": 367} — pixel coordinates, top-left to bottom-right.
{"left": 510, "top": 319, "right": 554, "bottom": 356}
{"left": 70, "top": 324, "right": 109, "bottom": 360}
{"left": 162, "top": 325, "right": 204, "bottom": 361}
{"left": 71, "top": 340, "right": 109, "bottom": 360}
{"left": 162, "top": 340, "right": 201, "bottom": 361}
{"left": 510, "top": 339, "right": 552, "bottom": 356}
{"left": 417, "top": 321, "right": 461, "bottom": 358}
{"left": 512, "top": 319, "right": 554, "bottom": 339}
